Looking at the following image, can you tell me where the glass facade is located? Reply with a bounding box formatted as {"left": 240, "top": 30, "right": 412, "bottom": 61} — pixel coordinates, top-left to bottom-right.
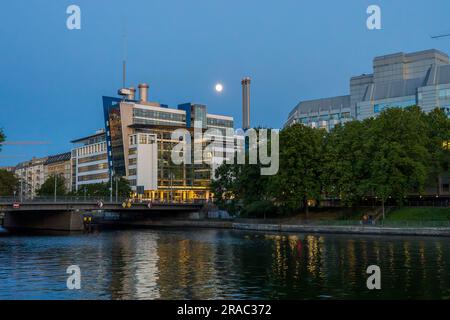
{"left": 77, "top": 163, "right": 109, "bottom": 173}
{"left": 133, "top": 108, "right": 186, "bottom": 126}
{"left": 373, "top": 99, "right": 416, "bottom": 113}
{"left": 108, "top": 107, "right": 126, "bottom": 176}
{"left": 102, "top": 98, "right": 233, "bottom": 201}
{"left": 207, "top": 117, "right": 233, "bottom": 128}
{"left": 193, "top": 104, "right": 207, "bottom": 128}
{"left": 78, "top": 172, "right": 109, "bottom": 182}
{"left": 439, "top": 88, "right": 450, "bottom": 100}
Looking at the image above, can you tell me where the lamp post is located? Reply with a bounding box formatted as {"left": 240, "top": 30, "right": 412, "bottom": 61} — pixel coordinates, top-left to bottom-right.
{"left": 20, "top": 177, "right": 23, "bottom": 202}
{"left": 115, "top": 175, "right": 119, "bottom": 203}
{"left": 110, "top": 169, "right": 114, "bottom": 203}
{"left": 170, "top": 172, "right": 174, "bottom": 203}
{"left": 54, "top": 174, "right": 57, "bottom": 203}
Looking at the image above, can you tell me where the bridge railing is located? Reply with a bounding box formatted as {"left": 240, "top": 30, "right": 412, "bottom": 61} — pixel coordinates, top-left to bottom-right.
{"left": 0, "top": 196, "right": 123, "bottom": 204}
{"left": 0, "top": 196, "right": 208, "bottom": 205}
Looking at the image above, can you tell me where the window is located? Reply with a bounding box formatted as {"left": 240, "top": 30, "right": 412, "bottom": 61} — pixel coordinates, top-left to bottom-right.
{"left": 207, "top": 118, "right": 234, "bottom": 128}
{"left": 330, "top": 113, "right": 339, "bottom": 120}
{"left": 77, "top": 153, "right": 108, "bottom": 164}
{"left": 438, "top": 89, "right": 450, "bottom": 99}
{"left": 77, "top": 172, "right": 109, "bottom": 182}
{"left": 133, "top": 108, "right": 185, "bottom": 123}
{"left": 373, "top": 99, "right": 416, "bottom": 113}
{"left": 78, "top": 163, "right": 109, "bottom": 173}
{"left": 139, "top": 135, "right": 147, "bottom": 144}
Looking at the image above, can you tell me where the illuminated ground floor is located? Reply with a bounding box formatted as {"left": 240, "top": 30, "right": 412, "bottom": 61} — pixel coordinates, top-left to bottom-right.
{"left": 131, "top": 187, "right": 212, "bottom": 202}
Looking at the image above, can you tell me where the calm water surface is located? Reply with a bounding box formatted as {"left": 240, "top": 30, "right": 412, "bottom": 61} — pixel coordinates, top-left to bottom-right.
{"left": 0, "top": 227, "right": 449, "bottom": 299}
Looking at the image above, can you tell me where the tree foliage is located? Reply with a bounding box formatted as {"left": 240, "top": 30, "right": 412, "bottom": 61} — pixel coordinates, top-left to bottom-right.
{"left": 0, "top": 129, "right": 4, "bottom": 152}
{"left": 0, "top": 169, "right": 18, "bottom": 196}
{"left": 69, "top": 177, "right": 131, "bottom": 198}
{"left": 211, "top": 128, "right": 277, "bottom": 217}
{"left": 211, "top": 106, "right": 450, "bottom": 217}
{"left": 36, "top": 174, "right": 68, "bottom": 197}
{"left": 271, "top": 124, "right": 324, "bottom": 215}
{"left": 0, "top": 130, "right": 18, "bottom": 197}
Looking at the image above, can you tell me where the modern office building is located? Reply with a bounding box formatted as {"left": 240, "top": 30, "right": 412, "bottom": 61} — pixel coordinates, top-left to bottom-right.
{"left": 14, "top": 156, "right": 48, "bottom": 199}
{"left": 103, "top": 83, "right": 234, "bottom": 201}
{"left": 285, "top": 49, "right": 449, "bottom": 195}
{"left": 70, "top": 129, "right": 109, "bottom": 192}
{"left": 285, "top": 49, "right": 450, "bottom": 129}
{"left": 44, "top": 152, "right": 72, "bottom": 192}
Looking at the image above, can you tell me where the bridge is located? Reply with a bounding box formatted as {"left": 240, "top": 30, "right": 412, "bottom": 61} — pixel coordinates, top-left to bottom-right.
{"left": 0, "top": 197, "right": 205, "bottom": 232}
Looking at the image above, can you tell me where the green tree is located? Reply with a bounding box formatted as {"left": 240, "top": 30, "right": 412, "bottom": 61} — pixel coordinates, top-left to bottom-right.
{"left": 211, "top": 163, "right": 242, "bottom": 215}
{"left": 114, "top": 177, "right": 132, "bottom": 198}
{"left": 70, "top": 177, "right": 131, "bottom": 199}
{"left": 368, "top": 106, "right": 431, "bottom": 217}
{"left": 425, "top": 108, "right": 450, "bottom": 195}
{"left": 271, "top": 124, "right": 325, "bottom": 217}
{"left": 211, "top": 128, "right": 277, "bottom": 217}
{"left": 0, "top": 130, "right": 19, "bottom": 197}
{"left": 0, "top": 128, "right": 4, "bottom": 152}
{"left": 0, "top": 169, "right": 19, "bottom": 196}
{"left": 36, "top": 174, "right": 67, "bottom": 197}
{"left": 322, "top": 119, "right": 374, "bottom": 206}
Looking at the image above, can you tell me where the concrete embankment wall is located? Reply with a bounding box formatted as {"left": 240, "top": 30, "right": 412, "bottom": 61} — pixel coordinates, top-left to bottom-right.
{"left": 232, "top": 223, "right": 450, "bottom": 237}
{"left": 103, "top": 218, "right": 450, "bottom": 237}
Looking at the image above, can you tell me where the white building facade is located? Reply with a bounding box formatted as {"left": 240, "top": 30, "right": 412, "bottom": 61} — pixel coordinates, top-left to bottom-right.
{"left": 70, "top": 130, "right": 109, "bottom": 191}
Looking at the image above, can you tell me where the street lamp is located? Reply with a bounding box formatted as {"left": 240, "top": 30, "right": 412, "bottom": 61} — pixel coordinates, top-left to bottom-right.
{"left": 19, "top": 177, "right": 32, "bottom": 202}
{"left": 53, "top": 173, "right": 64, "bottom": 202}
{"left": 110, "top": 169, "right": 114, "bottom": 203}
{"left": 54, "top": 174, "right": 57, "bottom": 202}
{"left": 115, "top": 175, "right": 119, "bottom": 203}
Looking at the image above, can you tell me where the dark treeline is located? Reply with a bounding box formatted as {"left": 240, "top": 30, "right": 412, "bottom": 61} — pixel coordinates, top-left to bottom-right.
{"left": 212, "top": 106, "right": 450, "bottom": 217}
{"left": 36, "top": 176, "right": 132, "bottom": 199}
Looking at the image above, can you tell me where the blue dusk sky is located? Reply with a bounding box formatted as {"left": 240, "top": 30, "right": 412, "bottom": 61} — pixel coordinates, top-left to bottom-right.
{"left": 1, "top": 0, "right": 450, "bottom": 166}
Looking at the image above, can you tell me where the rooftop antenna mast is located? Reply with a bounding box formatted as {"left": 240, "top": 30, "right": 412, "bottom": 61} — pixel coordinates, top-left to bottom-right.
{"left": 122, "top": 22, "right": 127, "bottom": 89}
{"left": 117, "top": 20, "right": 133, "bottom": 101}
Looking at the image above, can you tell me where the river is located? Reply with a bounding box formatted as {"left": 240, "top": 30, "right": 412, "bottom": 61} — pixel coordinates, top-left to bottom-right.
{"left": 0, "top": 227, "right": 449, "bottom": 299}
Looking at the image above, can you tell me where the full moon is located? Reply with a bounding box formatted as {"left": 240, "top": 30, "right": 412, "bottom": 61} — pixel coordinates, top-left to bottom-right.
{"left": 215, "top": 83, "right": 223, "bottom": 92}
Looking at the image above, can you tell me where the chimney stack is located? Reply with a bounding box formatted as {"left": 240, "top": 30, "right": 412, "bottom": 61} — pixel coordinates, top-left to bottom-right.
{"left": 241, "top": 77, "right": 251, "bottom": 130}
{"left": 138, "top": 83, "right": 149, "bottom": 102}
{"left": 127, "top": 87, "right": 136, "bottom": 100}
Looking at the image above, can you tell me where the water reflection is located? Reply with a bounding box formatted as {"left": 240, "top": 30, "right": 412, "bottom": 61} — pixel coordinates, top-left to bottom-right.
{"left": 0, "top": 227, "right": 449, "bottom": 299}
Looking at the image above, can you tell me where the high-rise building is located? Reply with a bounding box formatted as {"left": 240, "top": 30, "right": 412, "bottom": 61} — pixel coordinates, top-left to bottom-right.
{"left": 70, "top": 129, "right": 109, "bottom": 192}
{"left": 103, "top": 83, "right": 234, "bottom": 201}
{"left": 285, "top": 49, "right": 450, "bottom": 129}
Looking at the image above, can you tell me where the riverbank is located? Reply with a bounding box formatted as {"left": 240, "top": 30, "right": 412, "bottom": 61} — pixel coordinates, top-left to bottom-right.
{"left": 102, "top": 219, "right": 450, "bottom": 237}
